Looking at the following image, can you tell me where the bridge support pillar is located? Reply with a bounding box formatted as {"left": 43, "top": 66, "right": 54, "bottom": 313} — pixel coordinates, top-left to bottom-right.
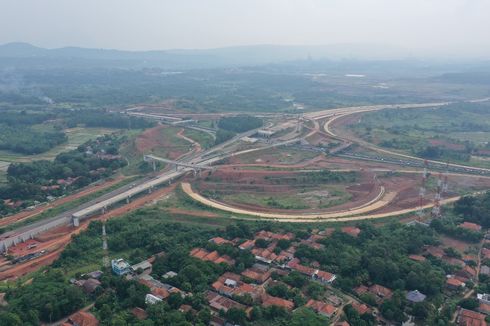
{"left": 102, "top": 206, "right": 107, "bottom": 214}
{"left": 126, "top": 196, "right": 130, "bottom": 204}
{"left": 148, "top": 187, "right": 153, "bottom": 194}
{"left": 152, "top": 160, "right": 156, "bottom": 171}
{"left": 73, "top": 217, "right": 80, "bottom": 227}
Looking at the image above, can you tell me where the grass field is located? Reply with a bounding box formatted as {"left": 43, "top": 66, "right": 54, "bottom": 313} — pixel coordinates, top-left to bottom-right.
{"left": 235, "top": 147, "right": 319, "bottom": 165}
{"left": 183, "top": 129, "right": 215, "bottom": 149}
{"left": 201, "top": 183, "right": 352, "bottom": 211}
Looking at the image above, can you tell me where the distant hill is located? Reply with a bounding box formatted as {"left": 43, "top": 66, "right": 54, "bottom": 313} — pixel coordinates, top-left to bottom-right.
{"left": 0, "top": 42, "right": 410, "bottom": 69}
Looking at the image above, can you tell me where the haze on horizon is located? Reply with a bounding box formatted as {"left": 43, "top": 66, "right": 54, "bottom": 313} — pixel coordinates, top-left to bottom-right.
{"left": 1, "top": 0, "right": 490, "bottom": 59}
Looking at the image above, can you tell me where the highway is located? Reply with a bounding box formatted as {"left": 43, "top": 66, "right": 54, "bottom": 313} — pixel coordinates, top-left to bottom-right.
{"left": 1, "top": 99, "right": 489, "bottom": 251}
{"left": 0, "top": 125, "right": 264, "bottom": 252}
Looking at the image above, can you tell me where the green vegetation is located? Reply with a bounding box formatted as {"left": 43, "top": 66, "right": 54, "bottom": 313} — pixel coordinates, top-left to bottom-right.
{"left": 218, "top": 115, "right": 263, "bottom": 133}
{"left": 352, "top": 102, "right": 490, "bottom": 167}
{"left": 0, "top": 134, "right": 127, "bottom": 216}
{"left": 183, "top": 129, "right": 214, "bottom": 149}
{"left": 0, "top": 125, "right": 67, "bottom": 155}
{"left": 214, "top": 129, "right": 236, "bottom": 145}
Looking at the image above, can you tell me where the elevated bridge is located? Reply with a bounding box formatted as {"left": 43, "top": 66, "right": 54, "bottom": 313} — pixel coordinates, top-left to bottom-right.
{"left": 143, "top": 155, "right": 214, "bottom": 172}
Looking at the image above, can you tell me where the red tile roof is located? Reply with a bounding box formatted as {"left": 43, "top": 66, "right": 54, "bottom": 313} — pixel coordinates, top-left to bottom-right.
{"left": 262, "top": 294, "right": 294, "bottom": 311}
{"left": 446, "top": 277, "right": 465, "bottom": 288}
{"left": 351, "top": 302, "right": 371, "bottom": 315}
{"left": 239, "top": 240, "right": 255, "bottom": 250}
{"left": 305, "top": 299, "right": 337, "bottom": 317}
{"left": 457, "top": 308, "right": 487, "bottom": 326}
{"left": 341, "top": 227, "right": 361, "bottom": 237}
{"left": 131, "top": 307, "right": 148, "bottom": 320}
{"left": 459, "top": 222, "right": 482, "bottom": 232}
{"left": 210, "top": 237, "right": 233, "bottom": 245}
{"left": 409, "top": 254, "right": 426, "bottom": 262}
{"left": 66, "top": 311, "right": 99, "bottom": 326}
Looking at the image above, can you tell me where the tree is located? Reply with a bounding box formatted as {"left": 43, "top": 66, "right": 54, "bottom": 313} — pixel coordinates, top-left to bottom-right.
{"left": 225, "top": 308, "right": 247, "bottom": 325}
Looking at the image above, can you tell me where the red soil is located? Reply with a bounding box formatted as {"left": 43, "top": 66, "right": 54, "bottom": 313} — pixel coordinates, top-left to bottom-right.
{"left": 0, "top": 175, "right": 126, "bottom": 228}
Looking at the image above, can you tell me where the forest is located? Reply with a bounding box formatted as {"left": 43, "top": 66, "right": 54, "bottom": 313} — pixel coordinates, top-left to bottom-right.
{"left": 0, "top": 125, "right": 66, "bottom": 154}
{"left": 217, "top": 115, "right": 263, "bottom": 133}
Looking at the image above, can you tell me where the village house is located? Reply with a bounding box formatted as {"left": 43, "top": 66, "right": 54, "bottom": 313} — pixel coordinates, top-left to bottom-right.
{"left": 305, "top": 299, "right": 338, "bottom": 318}
{"left": 355, "top": 284, "right": 393, "bottom": 304}
{"left": 446, "top": 277, "right": 465, "bottom": 291}
{"left": 111, "top": 258, "right": 131, "bottom": 276}
{"left": 209, "top": 237, "right": 233, "bottom": 246}
{"left": 241, "top": 265, "right": 272, "bottom": 284}
{"left": 406, "top": 290, "right": 426, "bottom": 303}
{"left": 261, "top": 294, "right": 295, "bottom": 311}
{"left": 189, "top": 248, "right": 235, "bottom": 266}
{"left": 456, "top": 265, "right": 477, "bottom": 281}
{"left": 206, "top": 291, "right": 247, "bottom": 313}
{"left": 351, "top": 301, "right": 371, "bottom": 315}
{"left": 62, "top": 311, "right": 99, "bottom": 326}
{"left": 459, "top": 222, "right": 482, "bottom": 232}
{"left": 211, "top": 272, "right": 263, "bottom": 301}
{"left": 239, "top": 239, "right": 255, "bottom": 250}
{"left": 341, "top": 226, "right": 361, "bottom": 237}
{"left": 408, "top": 254, "right": 426, "bottom": 262}
{"left": 457, "top": 308, "right": 487, "bottom": 326}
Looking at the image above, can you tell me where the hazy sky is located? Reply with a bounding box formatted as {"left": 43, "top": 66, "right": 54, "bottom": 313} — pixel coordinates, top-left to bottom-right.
{"left": 1, "top": 0, "right": 489, "bottom": 57}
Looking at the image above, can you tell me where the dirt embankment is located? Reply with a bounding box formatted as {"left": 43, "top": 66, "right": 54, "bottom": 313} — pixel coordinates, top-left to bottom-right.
{"left": 0, "top": 184, "right": 177, "bottom": 281}
{"left": 0, "top": 175, "right": 126, "bottom": 228}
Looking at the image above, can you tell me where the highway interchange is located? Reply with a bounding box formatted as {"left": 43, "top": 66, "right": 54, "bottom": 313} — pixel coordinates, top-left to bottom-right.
{"left": 1, "top": 99, "right": 490, "bottom": 251}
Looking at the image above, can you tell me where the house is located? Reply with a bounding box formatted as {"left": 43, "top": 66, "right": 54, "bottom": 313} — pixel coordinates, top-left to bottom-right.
{"left": 212, "top": 272, "right": 263, "bottom": 301}
{"left": 83, "top": 271, "right": 103, "bottom": 279}
{"left": 209, "top": 237, "right": 233, "bottom": 246}
{"left": 62, "top": 311, "right": 99, "bottom": 326}
{"left": 305, "top": 299, "right": 337, "bottom": 318}
{"left": 189, "top": 248, "right": 235, "bottom": 266}
{"left": 482, "top": 248, "right": 490, "bottom": 260}
{"left": 163, "top": 271, "right": 178, "bottom": 279}
{"left": 459, "top": 222, "right": 482, "bottom": 232}
{"left": 480, "top": 265, "right": 490, "bottom": 276}
{"left": 261, "top": 294, "right": 294, "bottom": 311}
{"left": 424, "top": 245, "right": 445, "bottom": 258}
{"left": 145, "top": 293, "right": 163, "bottom": 305}
{"left": 314, "top": 270, "right": 337, "bottom": 284}
{"left": 457, "top": 308, "right": 487, "bottom": 326}
{"left": 287, "top": 258, "right": 316, "bottom": 276}
{"left": 456, "top": 265, "right": 477, "bottom": 281}
{"left": 443, "top": 256, "right": 466, "bottom": 268}
{"left": 82, "top": 278, "right": 101, "bottom": 294}
{"left": 351, "top": 302, "right": 371, "bottom": 315}
{"left": 252, "top": 247, "right": 278, "bottom": 264}
{"left": 206, "top": 291, "right": 246, "bottom": 313}
{"left": 335, "top": 322, "right": 350, "bottom": 326}
{"left": 406, "top": 290, "right": 426, "bottom": 303}
{"left": 477, "top": 293, "right": 490, "bottom": 305}
{"left": 255, "top": 230, "right": 294, "bottom": 241}
{"left": 131, "top": 260, "right": 152, "bottom": 274}
{"left": 341, "top": 226, "right": 361, "bottom": 237}
{"left": 111, "top": 259, "right": 131, "bottom": 275}
{"left": 408, "top": 254, "right": 426, "bottom": 262}
{"left": 131, "top": 307, "right": 148, "bottom": 320}
{"left": 446, "top": 277, "right": 465, "bottom": 290}
{"left": 354, "top": 284, "right": 393, "bottom": 304}
{"left": 241, "top": 266, "right": 272, "bottom": 284}
{"left": 478, "top": 302, "right": 490, "bottom": 316}
{"left": 239, "top": 239, "right": 255, "bottom": 250}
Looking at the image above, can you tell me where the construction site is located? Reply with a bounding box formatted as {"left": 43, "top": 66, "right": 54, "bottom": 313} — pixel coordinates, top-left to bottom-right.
{"left": 1, "top": 99, "right": 490, "bottom": 280}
